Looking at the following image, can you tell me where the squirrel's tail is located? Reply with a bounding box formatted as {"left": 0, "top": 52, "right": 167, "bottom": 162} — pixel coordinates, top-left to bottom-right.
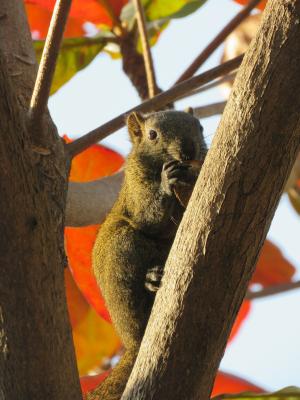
{"left": 87, "top": 349, "right": 137, "bottom": 400}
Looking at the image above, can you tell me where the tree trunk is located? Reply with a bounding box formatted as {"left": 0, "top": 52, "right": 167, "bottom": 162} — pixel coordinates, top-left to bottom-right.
{"left": 0, "top": 2, "right": 81, "bottom": 399}
{"left": 121, "top": 1, "right": 300, "bottom": 399}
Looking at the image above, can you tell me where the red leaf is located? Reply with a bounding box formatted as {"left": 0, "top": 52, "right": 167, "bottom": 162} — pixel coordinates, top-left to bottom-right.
{"left": 25, "top": 0, "right": 129, "bottom": 39}
{"left": 212, "top": 371, "right": 265, "bottom": 397}
{"left": 80, "top": 371, "right": 110, "bottom": 396}
{"left": 228, "top": 300, "right": 251, "bottom": 343}
{"left": 65, "top": 224, "right": 111, "bottom": 321}
{"left": 252, "top": 240, "right": 296, "bottom": 287}
{"left": 66, "top": 139, "right": 124, "bottom": 182}
{"left": 64, "top": 137, "right": 124, "bottom": 321}
{"left": 65, "top": 267, "right": 89, "bottom": 328}
{"left": 233, "top": 0, "right": 267, "bottom": 10}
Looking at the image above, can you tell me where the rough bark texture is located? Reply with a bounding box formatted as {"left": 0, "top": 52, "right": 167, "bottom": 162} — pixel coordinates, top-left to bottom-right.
{"left": 0, "top": 2, "right": 81, "bottom": 399}
{"left": 121, "top": 1, "right": 300, "bottom": 399}
{"left": 120, "top": 30, "right": 160, "bottom": 100}
{"left": 0, "top": 0, "right": 37, "bottom": 107}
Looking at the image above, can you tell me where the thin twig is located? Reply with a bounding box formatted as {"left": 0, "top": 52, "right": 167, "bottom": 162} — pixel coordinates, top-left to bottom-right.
{"left": 34, "top": 36, "right": 119, "bottom": 55}
{"left": 29, "top": 0, "right": 72, "bottom": 128}
{"left": 193, "top": 101, "right": 226, "bottom": 119}
{"left": 183, "top": 71, "right": 237, "bottom": 99}
{"left": 246, "top": 280, "right": 300, "bottom": 300}
{"left": 175, "top": 0, "right": 262, "bottom": 84}
{"left": 133, "top": 0, "right": 158, "bottom": 98}
{"left": 66, "top": 54, "right": 244, "bottom": 158}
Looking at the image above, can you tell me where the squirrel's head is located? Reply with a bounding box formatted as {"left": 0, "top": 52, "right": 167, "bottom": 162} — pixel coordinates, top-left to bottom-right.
{"left": 126, "top": 110, "right": 207, "bottom": 169}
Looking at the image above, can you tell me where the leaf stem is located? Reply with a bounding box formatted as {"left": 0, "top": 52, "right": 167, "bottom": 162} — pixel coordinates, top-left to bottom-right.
{"left": 133, "top": 0, "right": 158, "bottom": 98}
{"left": 29, "top": 0, "right": 72, "bottom": 131}
{"left": 175, "top": 0, "right": 262, "bottom": 84}
{"left": 66, "top": 54, "right": 243, "bottom": 158}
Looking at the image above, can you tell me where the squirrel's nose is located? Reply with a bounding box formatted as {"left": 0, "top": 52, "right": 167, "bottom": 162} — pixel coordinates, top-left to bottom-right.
{"left": 180, "top": 142, "right": 196, "bottom": 161}
{"left": 181, "top": 154, "right": 193, "bottom": 162}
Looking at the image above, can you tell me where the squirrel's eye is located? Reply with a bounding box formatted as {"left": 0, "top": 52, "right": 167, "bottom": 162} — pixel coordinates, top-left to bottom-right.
{"left": 148, "top": 129, "right": 158, "bottom": 140}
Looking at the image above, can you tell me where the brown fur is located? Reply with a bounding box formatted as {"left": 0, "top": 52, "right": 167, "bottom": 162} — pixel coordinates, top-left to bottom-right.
{"left": 91, "top": 110, "right": 207, "bottom": 400}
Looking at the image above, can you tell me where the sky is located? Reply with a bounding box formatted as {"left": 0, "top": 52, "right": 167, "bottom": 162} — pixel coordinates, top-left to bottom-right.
{"left": 48, "top": 0, "right": 300, "bottom": 392}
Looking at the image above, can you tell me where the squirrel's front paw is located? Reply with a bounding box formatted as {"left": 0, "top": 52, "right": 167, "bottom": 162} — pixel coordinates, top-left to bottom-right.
{"left": 161, "top": 160, "right": 193, "bottom": 196}
{"left": 145, "top": 266, "right": 163, "bottom": 293}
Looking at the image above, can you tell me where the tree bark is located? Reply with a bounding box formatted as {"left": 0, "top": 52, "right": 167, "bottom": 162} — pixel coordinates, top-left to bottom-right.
{"left": 0, "top": 0, "right": 36, "bottom": 107}
{"left": 120, "top": 30, "right": 156, "bottom": 100}
{"left": 121, "top": 1, "right": 300, "bottom": 399}
{"left": 0, "top": 2, "right": 81, "bottom": 399}
{"left": 66, "top": 171, "right": 124, "bottom": 227}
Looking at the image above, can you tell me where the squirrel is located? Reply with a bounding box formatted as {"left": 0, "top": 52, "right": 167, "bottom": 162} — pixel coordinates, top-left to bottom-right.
{"left": 91, "top": 110, "right": 207, "bottom": 400}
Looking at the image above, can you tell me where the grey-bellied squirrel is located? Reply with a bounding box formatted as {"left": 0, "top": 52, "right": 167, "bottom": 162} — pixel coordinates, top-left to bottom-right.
{"left": 91, "top": 109, "right": 207, "bottom": 400}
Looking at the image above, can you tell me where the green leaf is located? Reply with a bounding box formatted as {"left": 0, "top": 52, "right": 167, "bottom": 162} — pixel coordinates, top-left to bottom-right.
{"left": 34, "top": 36, "right": 109, "bottom": 95}
{"left": 135, "top": 19, "right": 169, "bottom": 52}
{"left": 145, "top": 0, "right": 208, "bottom": 21}
{"left": 213, "top": 386, "right": 300, "bottom": 400}
{"left": 120, "top": 0, "right": 207, "bottom": 26}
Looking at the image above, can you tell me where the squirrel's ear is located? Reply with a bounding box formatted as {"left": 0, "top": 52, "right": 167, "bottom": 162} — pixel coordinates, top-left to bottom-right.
{"left": 126, "top": 112, "right": 145, "bottom": 143}
{"left": 185, "top": 107, "right": 194, "bottom": 116}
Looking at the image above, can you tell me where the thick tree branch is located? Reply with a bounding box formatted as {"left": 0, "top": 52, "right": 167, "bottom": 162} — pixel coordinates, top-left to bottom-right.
{"left": 120, "top": 29, "right": 153, "bottom": 100}
{"left": 121, "top": 1, "right": 300, "bottom": 399}
{"left": 66, "top": 171, "right": 124, "bottom": 226}
{"left": 0, "top": 2, "right": 82, "bottom": 399}
{"left": 66, "top": 55, "right": 243, "bottom": 158}
{"left": 133, "top": 0, "right": 158, "bottom": 98}
{"left": 175, "top": 0, "right": 262, "bottom": 84}
{"left": 29, "top": 0, "right": 72, "bottom": 131}
{"left": 0, "top": 50, "right": 81, "bottom": 400}
{"left": 0, "top": 0, "right": 37, "bottom": 108}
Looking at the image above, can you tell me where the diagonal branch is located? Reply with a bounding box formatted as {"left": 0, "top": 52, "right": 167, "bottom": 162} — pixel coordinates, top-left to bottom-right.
{"left": 66, "top": 54, "right": 243, "bottom": 158}
{"left": 182, "top": 71, "right": 237, "bottom": 99}
{"left": 133, "top": 0, "right": 158, "bottom": 98}
{"left": 246, "top": 280, "right": 300, "bottom": 300}
{"left": 194, "top": 101, "right": 226, "bottom": 119}
{"left": 175, "top": 0, "right": 262, "bottom": 84}
{"left": 29, "top": 0, "right": 72, "bottom": 131}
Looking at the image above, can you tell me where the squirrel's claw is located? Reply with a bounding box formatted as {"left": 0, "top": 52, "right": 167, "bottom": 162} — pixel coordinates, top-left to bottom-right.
{"left": 161, "top": 160, "right": 194, "bottom": 195}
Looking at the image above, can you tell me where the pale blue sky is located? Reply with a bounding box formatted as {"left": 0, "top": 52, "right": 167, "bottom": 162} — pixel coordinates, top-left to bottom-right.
{"left": 49, "top": 0, "right": 300, "bottom": 391}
